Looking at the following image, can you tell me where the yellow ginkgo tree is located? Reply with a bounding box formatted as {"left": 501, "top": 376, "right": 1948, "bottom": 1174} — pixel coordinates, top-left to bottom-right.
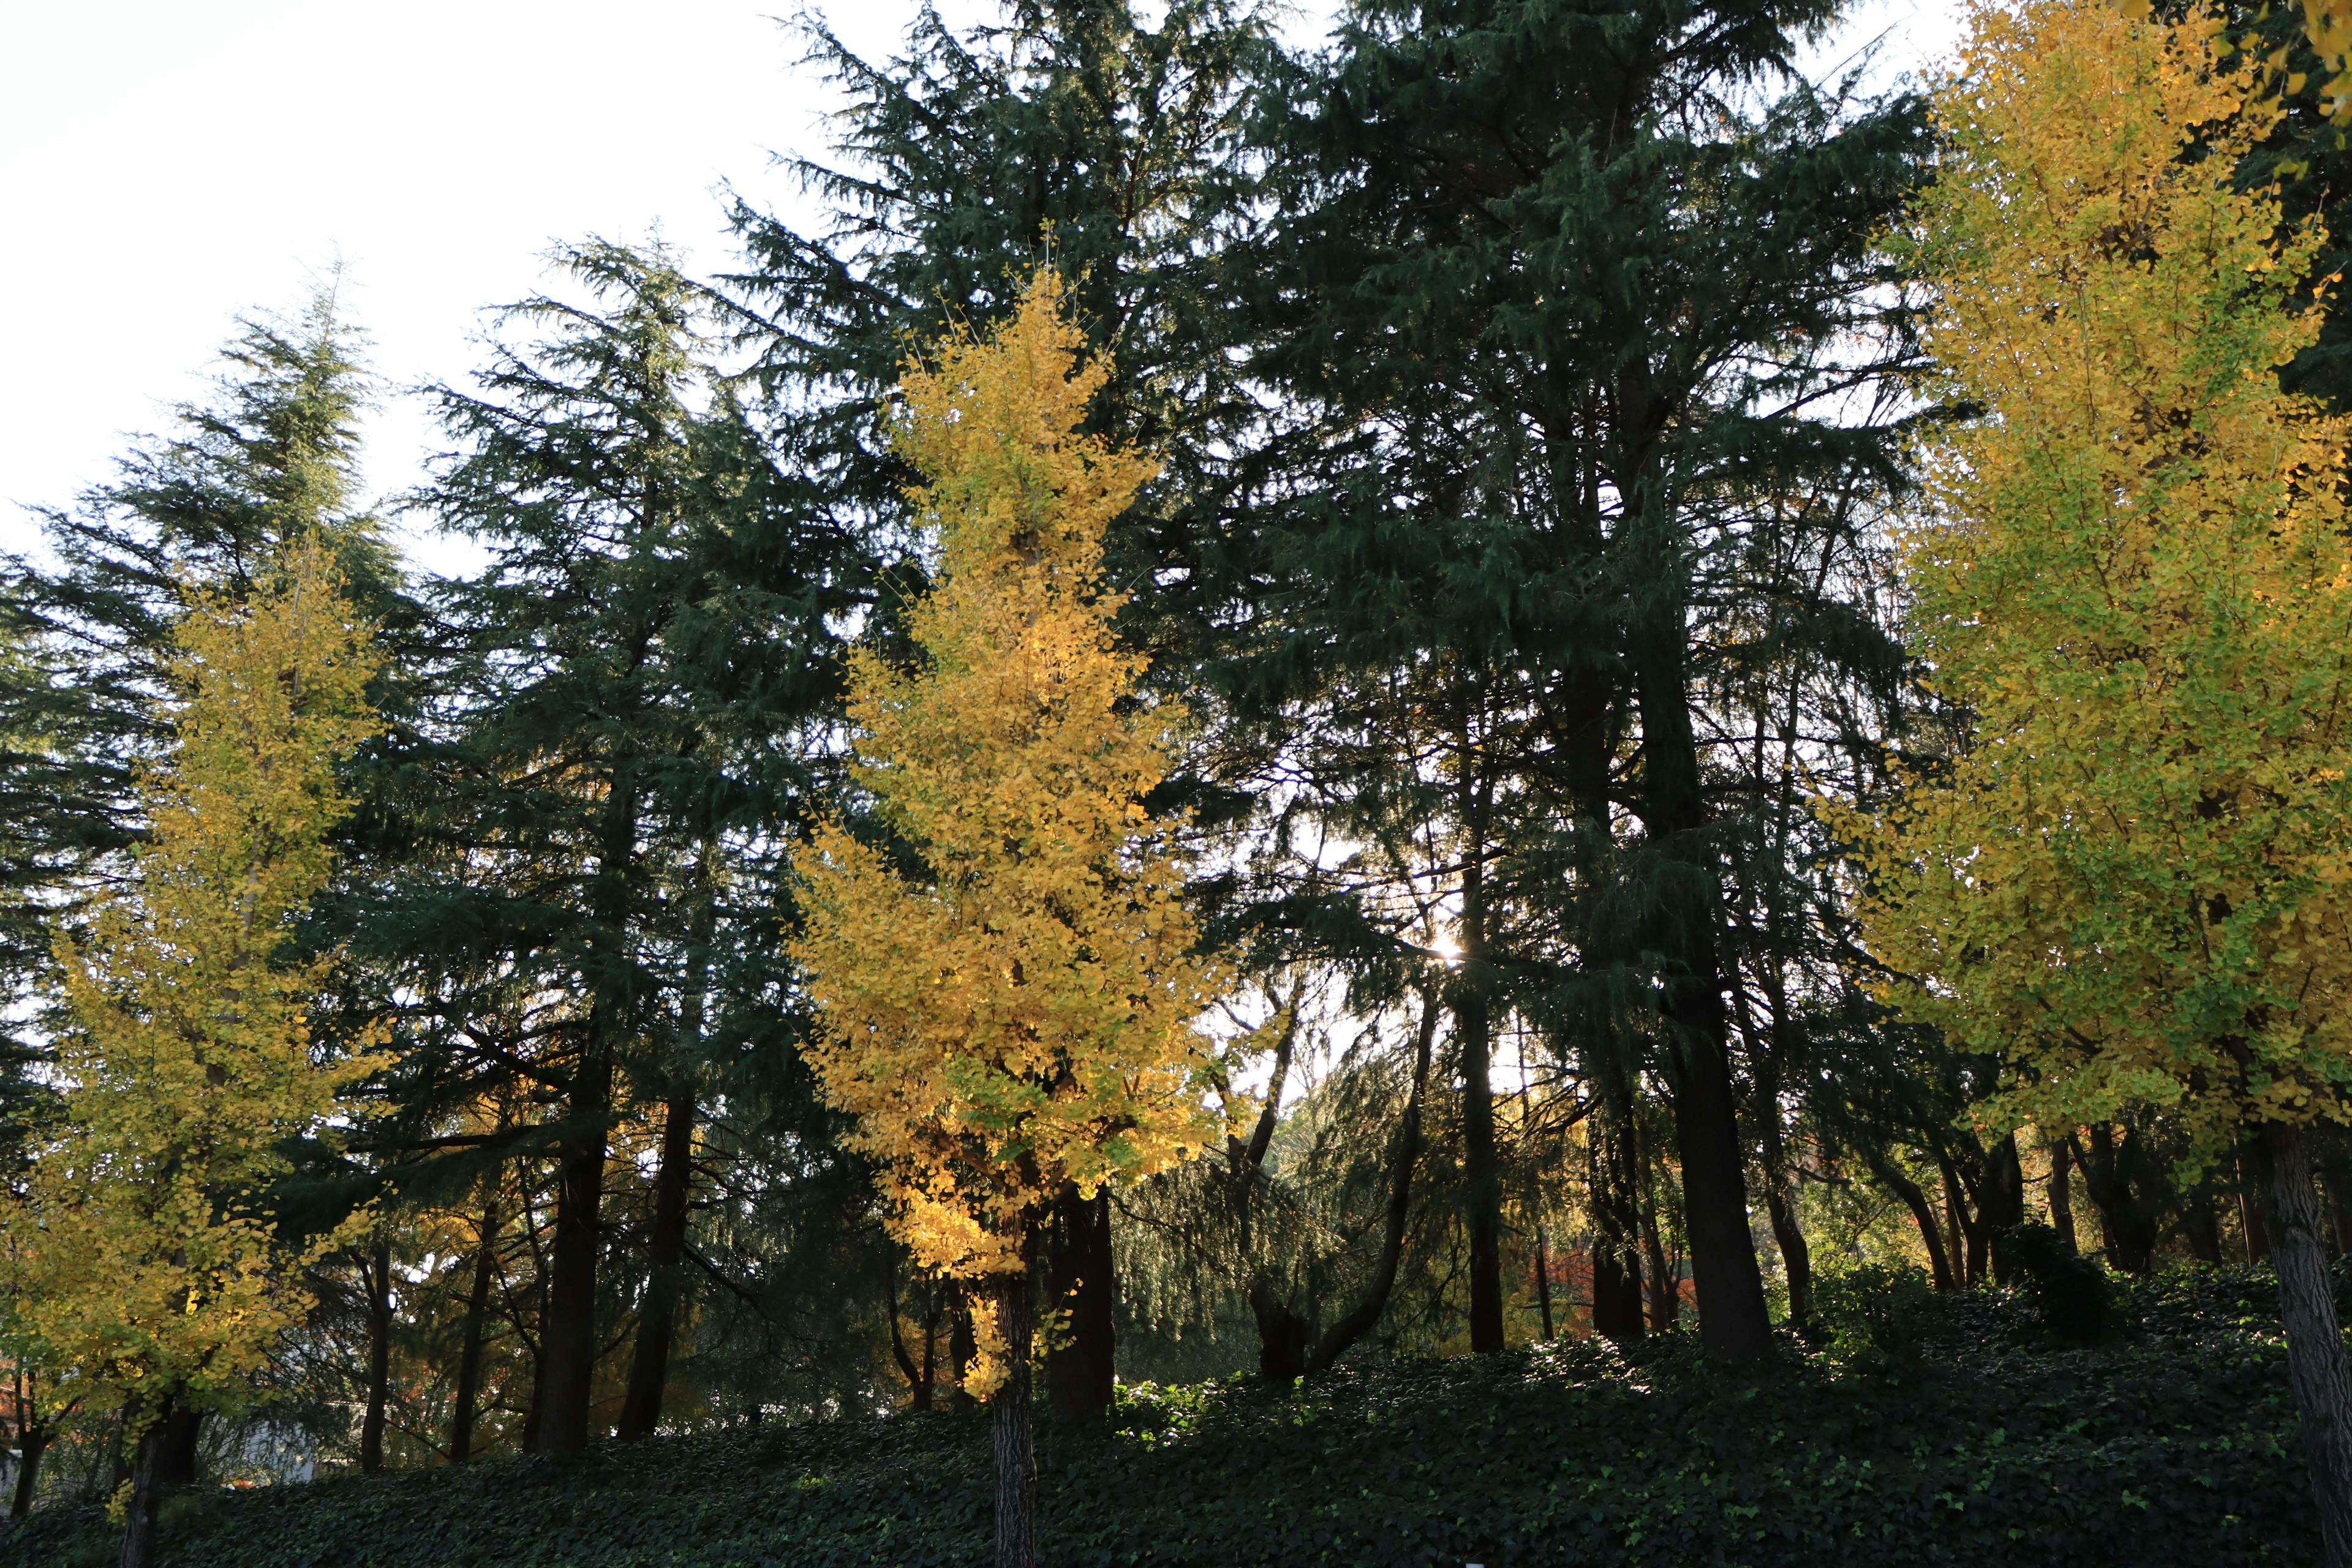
{"left": 14, "top": 540, "right": 383, "bottom": 1568}
{"left": 788, "top": 273, "right": 1230, "bottom": 1568}
{"left": 1849, "top": 1, "right": 2352, "bottom": 1557}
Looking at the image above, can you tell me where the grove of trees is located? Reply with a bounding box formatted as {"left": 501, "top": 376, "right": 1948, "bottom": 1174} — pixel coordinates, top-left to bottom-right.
{"left": 10, "top": 0, "right": 2352, "bottom": 1562}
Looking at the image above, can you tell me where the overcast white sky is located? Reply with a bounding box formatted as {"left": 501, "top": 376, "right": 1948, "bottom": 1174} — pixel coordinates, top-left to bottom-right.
{"left": 0, "top": 0, "right": 1962, "bottom": 579}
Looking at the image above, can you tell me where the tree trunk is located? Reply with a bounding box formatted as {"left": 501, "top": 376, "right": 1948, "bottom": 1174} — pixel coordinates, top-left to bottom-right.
{"left": 10, "top": 1420, "right": 42, "bottom": 1516}
{"left": 2258, "top": 1121, "right": 2352, "bottom": 1568}
{"left": 361, "top": 1234, "right": 392, "bottom": 1474}
{"left": 1251, "top": 1292, "right": 1310, "bottom": 1382}
{"left": 2242, "top": 1146, "right": 2274, "bottom": 1264}
{"left": 1637, "top": 1119, "right": 1678, "bottom": 1333}
{"left": 1981, "top": 1134, "right": 2026, "bottom": 1286}
{"left": 1306, "top": 989, "right": 1438, "bottom": 1372}
{"left": 1630, "top": 518, "right": 1773, "bottom": 1360}
{"left": 2184, "top": 1188, "right": 2226, "bottom": 1265}
{"left": 535, "top": 1046, "right": 614, "bottom": 1454}
{"left": 1532, "top": 1226, "right": 1556, "bottom": 1340}
{"left": 949, "top": 1289, "right": 977, "bottom": 1411}
{"left": 118, "top": 1412, "right": 167, "bottom": 1568}
{"left": 1045, "top": 1186, "right": 1115, "bottom": 1421}
{"left": 450, "top": 1192, "right": 499, "bottom": 1463}
{"left": 1588, "top": 1081, "right": 1646, "bottom": 1344}
{"left": 155, "top": 1405, "right": 203, "bottom": 1487}
{"left": 619, "top": 1092, "right": 698, "bottom": 1439}
{"left": 1868, "top": 1151, "right": 1956, "bottom": 1291}
{"left": 990, "top": 1270, "right": 1037, "bottom": 1568}
{"left": 2070, "top": 1125, "right": 2160, "bottom": 1275}
{"left": 1456, "top": 757, "right": 1504, "bottom": 1355}
{"left": 2048, "top": 1135, "right": 2076, "bottom": 1251}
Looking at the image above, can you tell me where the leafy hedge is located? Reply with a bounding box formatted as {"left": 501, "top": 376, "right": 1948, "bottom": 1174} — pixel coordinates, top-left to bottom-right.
{"left": 4, "top": 1272, "right": 2320, "bottom": 1568}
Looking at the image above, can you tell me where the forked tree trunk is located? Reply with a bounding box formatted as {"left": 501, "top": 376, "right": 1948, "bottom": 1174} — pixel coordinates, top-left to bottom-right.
{"left": 1868, "top": 1152, "right": 1956, "bottom": 1291}
{"left": 2260, "top": 1122, "right": 2352, "bottom": 1568}
{"left": 991, "top": 1271, "right": 1038, "bottom": 1568}
{"left": 119, "top": 1411, "right": 167, "bottom": 1568}
{"left": 361, "top": 1235, "right": 392, "bottom": 1474}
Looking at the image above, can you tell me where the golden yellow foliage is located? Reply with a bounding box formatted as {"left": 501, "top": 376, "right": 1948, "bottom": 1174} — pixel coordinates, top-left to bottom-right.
{"left": 2304, "top": 0, "right": 2352, "bottom": 121}
{"left": 1849, "top": 0, "right": 2352, "bottom": 1156}
{"left": 13, "top": 539, "right": 385, "bottom": 1436}
{"left": 788, "top": 274, "right": 1227, "bottom": 1394}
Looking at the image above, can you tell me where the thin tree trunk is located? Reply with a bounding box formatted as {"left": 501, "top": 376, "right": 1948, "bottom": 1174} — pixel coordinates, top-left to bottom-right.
{"left": 450, "top": 1191, "right": 499, "bottom": 1463}
{"left": 619, "top": 1092, "right": 698, "bottom": 1439}
{"left": 118, "top": 1411, "right": 167, "bottom": 1568}
{"left": 2258, "top": 1122, "right": 2352, "bottom": 1568}
{"left": 991, "top": 1270, "right": 1037, "bottom": 1568}
{"left": 1456, "top": 754, "right": 1504, "bottom": 1355}
{"left": 1045, "top": 1186, "right": 1115, "bottom": 1420}
{"left": 2048, "top": 1135, "right": 2076, "bottom": 1250}
{"left": 10, "top": 1421, "right": 41, "bottom": 1517}
{"left": 2242, "top": 1146, "right": 2273, "bottom": 1264}
{"left": 1533, "top": 1226, "right": 1556, "bottom": 1341}
{"left": 949, "top": 1288, "right": 977, "bottom": 1411}
{"left": 1306, "top": 987, "right": 1438, "bottom": 1373}
{"left": 1637, "top": 1121, "right": 1677, "bottom": 1333}
{"left": 1941, "top": 1167, "right": 1972, "bottom": 1289}
{"left": 918, "top": 1297, "right": 940, "bottom": 1412}
{"left": 1981, "top": 1134, "right": 2026, "bottom": 1286}
{"left": 360, "top": 1235, "right": 391, "bottom": 1474}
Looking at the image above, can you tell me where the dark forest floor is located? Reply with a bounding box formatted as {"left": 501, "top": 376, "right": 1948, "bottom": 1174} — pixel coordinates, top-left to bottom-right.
{"left": 1, "top": 1271, "right": 2323, "bottom": 1568}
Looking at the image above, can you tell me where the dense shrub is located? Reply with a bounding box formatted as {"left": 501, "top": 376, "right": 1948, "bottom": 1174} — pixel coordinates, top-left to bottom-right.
{"left": 1812, "top": 1260, "right": 1940, "bottom": 1369}
{"left": 1, "top": 1272, "right": 2316, "bottom": 1568}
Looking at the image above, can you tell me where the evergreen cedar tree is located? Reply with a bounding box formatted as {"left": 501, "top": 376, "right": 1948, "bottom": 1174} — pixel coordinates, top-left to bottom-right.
{"left": 6, "top": 542, "right": 382, "bottom": 1568}
{"left": 1850, "top": 0, "right": 2352, "bottom": 1556}
{"left": 788, "top": 276, "right": 1235, "bottom": 1568}
{"left": 1242, "top": 0, "right": 1928, "bottom": 1358}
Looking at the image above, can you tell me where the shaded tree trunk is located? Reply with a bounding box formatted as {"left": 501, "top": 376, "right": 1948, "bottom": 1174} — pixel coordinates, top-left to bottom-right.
{"left": 10, "top": 1420, "right": 42, "bottom": 1517}
{"left": 449, "top": 1191, "right": 499, "bottom": 1463}
{"left": 2242, "top": 1146, "right": 2273, "bottom": 1264}
{"left": 618, "top": 1091, "right": 698, "bottom": 1439}
{"left": 1981, "top": 1134, "right": 2026, "bottom": 1286}
{"left": 1637, "top": 1121, "right": 1678, "bottom": 1333}
{"left": 119, "top": 1410, "right": 168, "bottom": 1568}
{"left": 992, "top": 1270, "right": 1038, "bottom": 1568}
{"left": 535, "top": 1044, "right": 615, "bottom": 1453}
{"left": 2258, "top": 1122, "right": 2352, "bottom": 1568}
{"left": 1046, "top": 1186, "right": 1115, "bottom": 1421}
{"left": 1629, "top": 502, "right": 1773, "bottom": 1360}
{"left": 361, "top": 1234, "right": 392, "bottom": 1474}
{"left": 1532, "top": 1226, "right": 1556, "bottom": 1341}
{"left": 2070, "top": 1125, "right": 2161, "bottom": 1275}
{"left": 1588, "top": 1080, "right": 1646, "bottom": 1344}
{"left": 2184, "top": 1188, "right": 2226, "bottom": 1265}
{"left": 2048, "top": 1136, "right": 2076, "bottom": 1251}
{"left": 949, "top": 1289, "right": 978, "bottom": 1411}
{"left": 155, "top": 1405, "right": 203, "bottom": 1488}
{"left": 1455, "top": 753, "right": 1504, "bottom": 1355}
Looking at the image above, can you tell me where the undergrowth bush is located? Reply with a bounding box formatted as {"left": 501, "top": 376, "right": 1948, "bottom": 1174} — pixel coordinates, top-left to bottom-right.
{"left": 0, "top": 1270, "right": 2316, "bottom": 1568}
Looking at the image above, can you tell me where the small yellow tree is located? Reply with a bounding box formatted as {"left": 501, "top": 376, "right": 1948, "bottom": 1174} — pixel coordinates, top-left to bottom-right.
{"left": 789, "top": 274, "right": 1227, "bottom": 1568}
{"left": 15, "top": 540, "right": 382, "bottom": 1567}
{"left": 1850, "top": 1, "right": 2352, "bottom": 1555}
